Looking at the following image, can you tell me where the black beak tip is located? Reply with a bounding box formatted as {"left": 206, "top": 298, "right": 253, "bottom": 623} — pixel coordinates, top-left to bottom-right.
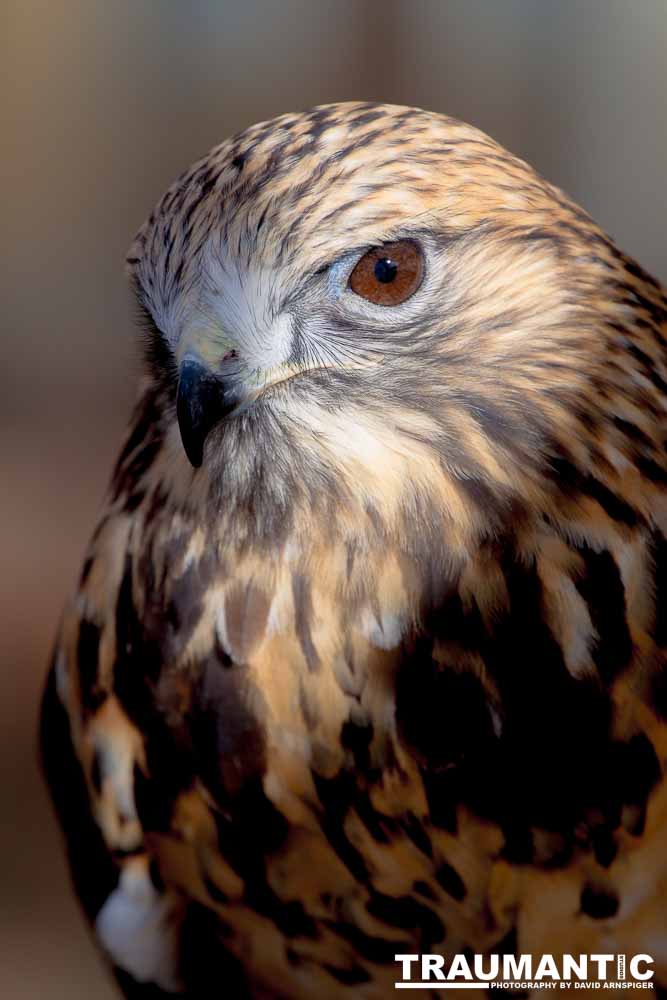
{"left": 177, "top": 358, "right": 230, "bottom": 469}
{"left": 178, "top": 423, "right": 205, "bottom": 468}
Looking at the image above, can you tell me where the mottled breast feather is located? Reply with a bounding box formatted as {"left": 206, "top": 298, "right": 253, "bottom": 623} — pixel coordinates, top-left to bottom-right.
{"left": 43, "top": 102, "right": 667, "bottom": 998}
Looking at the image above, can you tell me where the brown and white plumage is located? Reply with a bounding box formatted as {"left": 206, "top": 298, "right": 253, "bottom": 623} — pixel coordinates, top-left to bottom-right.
{"left": 42, "top": 102, "right": 667, "bottom": 998}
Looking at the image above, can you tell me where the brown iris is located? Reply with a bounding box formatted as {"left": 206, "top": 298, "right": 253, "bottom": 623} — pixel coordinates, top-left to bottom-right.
{"left": 348, "top": 239, "right": 424, "bottom": 306}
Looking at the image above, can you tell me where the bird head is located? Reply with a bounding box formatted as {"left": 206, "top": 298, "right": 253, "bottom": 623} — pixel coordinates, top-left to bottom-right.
{"left": 126, "top": 102, "right": 654, "bottom": 551}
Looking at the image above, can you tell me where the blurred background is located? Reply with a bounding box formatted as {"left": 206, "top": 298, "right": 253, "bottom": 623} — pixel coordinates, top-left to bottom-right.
{"left": 2, "top": 1, "right": 666, "bottom": 996}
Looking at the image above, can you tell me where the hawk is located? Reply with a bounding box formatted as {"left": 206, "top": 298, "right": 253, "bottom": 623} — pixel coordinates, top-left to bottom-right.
{"left": 42, "top": 102, "right": 667, "bottom": 998}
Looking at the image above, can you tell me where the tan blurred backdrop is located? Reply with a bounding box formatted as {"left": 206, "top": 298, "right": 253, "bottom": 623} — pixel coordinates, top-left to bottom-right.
{"left": 2, "top": 2, "right": 666, "bottom": 997}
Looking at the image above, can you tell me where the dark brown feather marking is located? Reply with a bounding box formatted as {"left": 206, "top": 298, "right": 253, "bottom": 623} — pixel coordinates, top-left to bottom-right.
{"left": 434, "top": 861, "right": 467, "bottom": 901}
{"left": 580, "top": 884, "right": 619, "bottom": 920}
{"left": 77, "top": 618, "right": 104, "bottom": 713}
{"left": 191, "top": 648, "right": 267, "bottom": 798}
{"left": 574, "top": 547, "right": 633, "bottom": 683}
{"left": 291, "top": 573, "right": 320, "bottom": 672}
{"left": 223, "top": 581, "right": 271, "bottom": 663}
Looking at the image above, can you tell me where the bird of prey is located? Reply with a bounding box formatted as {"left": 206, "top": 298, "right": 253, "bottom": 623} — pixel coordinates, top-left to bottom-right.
{"left": 42, "top": 102, "right": 667, "bottom": 998}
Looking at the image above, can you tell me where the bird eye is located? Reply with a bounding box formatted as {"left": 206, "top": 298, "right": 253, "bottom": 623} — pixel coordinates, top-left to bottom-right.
{"left": 348, "top": 239, "right": 424, "bottom": 306}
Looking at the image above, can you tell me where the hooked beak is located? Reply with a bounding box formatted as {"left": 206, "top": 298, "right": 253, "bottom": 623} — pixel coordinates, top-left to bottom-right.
{"left": 176, "top": 357, "right": 236, "bottom": 468}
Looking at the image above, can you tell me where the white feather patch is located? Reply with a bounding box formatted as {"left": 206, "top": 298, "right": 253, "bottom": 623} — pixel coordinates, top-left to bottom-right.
{"left": 95, "top": 858, "right": 181, "bottom": 992}
{"left": 358, "top": 608, "right": 405, "bottom": 649}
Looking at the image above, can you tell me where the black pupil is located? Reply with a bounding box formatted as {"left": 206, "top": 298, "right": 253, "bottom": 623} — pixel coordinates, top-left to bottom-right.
{"left": 374, "top": 257, "right": 398, "bottom": 284}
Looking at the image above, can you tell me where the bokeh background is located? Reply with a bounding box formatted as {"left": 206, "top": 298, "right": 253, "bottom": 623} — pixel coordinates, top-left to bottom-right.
{"left": 2, "top": 1, "right": 666, "bottom": 996}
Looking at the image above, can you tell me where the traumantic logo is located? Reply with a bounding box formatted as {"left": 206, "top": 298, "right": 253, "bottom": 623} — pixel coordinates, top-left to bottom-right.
{"left": 394, "top": 954, "right": 655, "bottom": 990}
